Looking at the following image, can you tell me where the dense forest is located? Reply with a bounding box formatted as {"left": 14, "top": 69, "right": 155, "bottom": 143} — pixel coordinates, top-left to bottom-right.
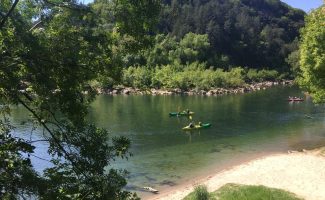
{"left": 108, "top": 0, "right": 306, "bottom": 90}
{"left": 158, "top": 0, "right": 305, "bottom": 70}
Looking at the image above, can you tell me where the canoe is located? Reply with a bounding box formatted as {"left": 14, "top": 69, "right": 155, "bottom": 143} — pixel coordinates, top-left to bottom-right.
{"left": 182, "top": 123, "right": 211, "bottom": 131}
{"left": 169, "top": 111, "right": 195, "bottom": 116}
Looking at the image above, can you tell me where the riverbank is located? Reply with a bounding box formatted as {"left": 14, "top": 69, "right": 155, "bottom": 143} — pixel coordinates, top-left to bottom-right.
{"left": 96, "top": 80, "right": 293, "bottom": 96}
{"left": 149, "top": 147, "right": 325, "bottom": 200}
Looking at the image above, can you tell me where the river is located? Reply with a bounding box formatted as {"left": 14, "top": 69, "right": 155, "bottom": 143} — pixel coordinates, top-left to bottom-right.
{"left": 10, "top": 85, "right": 325, "bottom": 199}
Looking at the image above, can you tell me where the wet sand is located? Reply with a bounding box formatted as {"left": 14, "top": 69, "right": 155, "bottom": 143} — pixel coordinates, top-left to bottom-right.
{"left": 149, "top": 148, "right": 325, "bottom": 200}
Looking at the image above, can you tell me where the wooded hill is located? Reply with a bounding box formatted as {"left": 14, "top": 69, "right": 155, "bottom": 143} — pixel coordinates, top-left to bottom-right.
{"left": 156, "top": 0, "right": 305, "bottom": 71}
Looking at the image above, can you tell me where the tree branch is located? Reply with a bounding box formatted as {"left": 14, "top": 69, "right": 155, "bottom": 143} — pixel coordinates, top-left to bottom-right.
{"left": 0, "top": 0, "right": 20, "bottom": 29}
{"left": 29, "top": 20, "right": 43, "bottom": 32}
{"left": 43, "top": 0, "right": 91, "bottom": 12}
{"left": 27, "top": 139, "right": 50, "bottom": 143}
{"left": 17, "top": 96, "right": 87, "bottom": 179}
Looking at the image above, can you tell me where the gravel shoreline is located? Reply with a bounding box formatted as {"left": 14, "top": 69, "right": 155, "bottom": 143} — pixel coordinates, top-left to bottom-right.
{"left": 96, "top": 80, "right": 294, "bottom": 96}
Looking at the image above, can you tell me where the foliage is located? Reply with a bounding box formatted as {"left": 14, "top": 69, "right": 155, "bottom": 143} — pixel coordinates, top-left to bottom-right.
{"left": 193, "top": 185, "right": 209, "bottom": 200}
{"left": 122, "top": 66, "right": 153, "bottom": 88}
{"left": 151, "top": 64, "right": 179, "bottom": 88}
{"left": 298, "top": 5, "right": 325, "bottom": 103}
{"left": 41, "top": 124, "right": 133, "bottom": 199}
{"left": 0, "top": 107, "right": 42, "bottom": 199}
{"left": 212, "top": 184, "right": 302, "bottom": 200}
{"left": 118, "top": 31, "right": 284, "bottom": 90}
{"left": 0, "top": 0, "right": 159, "bottom": 199}
{"left": 178, "top": 33, "right": 210, "bottom": 64}
{"left": 286, "top": 50, "right": 301, "bottom": 77}
{"left": 224, "top": 67, "right": 246, "bottom": 88}
{"left": 286, "top": 38, "right": 301, "bottom": 77}
{"left": 183, "top": 184, "right": 302, "bottom": 200}
{"left": 143, "top": 33, "right": 210, "bottom": 67}
{"left": 246, "top": 69, "right": 279, "bottom": 82}
{"left": 122, "top": 64, "right": 281, "bottom": 90}
{"left": 158, "top": 0, "right": 305, "bottom": 71}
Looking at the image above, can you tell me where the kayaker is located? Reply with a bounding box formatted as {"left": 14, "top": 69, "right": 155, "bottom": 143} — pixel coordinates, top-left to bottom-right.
{"left": 186, "top": 109, "right": 190, "bottom": 114}
{"left": 198, "top": 122, "right": 202, "bottom": 126}
{"left": 188, "top": 122, "right": 194, "bottom": 128}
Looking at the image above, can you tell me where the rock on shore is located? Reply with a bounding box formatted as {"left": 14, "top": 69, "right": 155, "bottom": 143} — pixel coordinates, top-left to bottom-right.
{"left": 96, "top": 80, "right": 293, "bottom": 96}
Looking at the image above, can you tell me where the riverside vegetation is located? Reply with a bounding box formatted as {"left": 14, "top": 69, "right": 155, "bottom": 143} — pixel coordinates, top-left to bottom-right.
{"left": 93, "top": 33, "right": 293, "bottom": 95}
{"left": 95, "top": 0, "right": 307, "bottom": 92}
{"left": 1, "top": 0, "right": 324, "bottom": 199}
{"left": 184, "top": 184, "right": 302, "bottom": 200}
{"left": 94, "top": 64, "right": 292, "bottom": 95}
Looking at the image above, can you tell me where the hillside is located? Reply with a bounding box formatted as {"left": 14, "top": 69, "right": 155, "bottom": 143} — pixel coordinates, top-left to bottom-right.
{"left": 157, "top": 0, "right": 305, "bottom": 71}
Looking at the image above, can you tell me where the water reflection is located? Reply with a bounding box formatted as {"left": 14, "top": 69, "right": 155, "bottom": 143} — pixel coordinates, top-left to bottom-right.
{"left": 9, "top": 86, "right": 325, "bottom": 198}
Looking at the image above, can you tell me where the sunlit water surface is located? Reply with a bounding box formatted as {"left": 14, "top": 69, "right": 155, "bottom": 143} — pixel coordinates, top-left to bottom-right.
{"left": 10, "top": 86, "right": 325, "bottom": 199}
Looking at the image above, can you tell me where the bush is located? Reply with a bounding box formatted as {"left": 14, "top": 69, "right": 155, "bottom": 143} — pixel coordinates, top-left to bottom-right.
{"left": 121, "top": 65, "right": 281, "bottom": 90}
{"left": 152, "top": 64, "right": 179, "bottom": 88}
{"left": 122, "top": 66, "right": 152, "bottom": 88}
{"left": 223, "top": 67, "right": 245, "bottom": 87}
{"left": 246, "top": 69, "right": 279, "bottom": 82}
{"left": 198, "top": 69, "right": 225, "bottom": 89}
{"left": 96, "top": 76, "right": 116, "bottom": 88}
{"left": 213, "top": 184, "right": 302, "bottom": 200}
{"left": 246, "top": 69, "right": 259, "bottom": 82}
{"left": 193, "top": 185, "right": 209, "bottom": 200}
{"left": 184, "top": 184, "right": 302, "bottom": 200}
{"left": 258, "top": 69, "right": 279, "bottom": 81}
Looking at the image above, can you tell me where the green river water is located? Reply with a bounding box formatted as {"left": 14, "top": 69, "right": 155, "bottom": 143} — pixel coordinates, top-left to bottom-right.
{"left": 10, "top": 86, "right": 325, "bottom": 199}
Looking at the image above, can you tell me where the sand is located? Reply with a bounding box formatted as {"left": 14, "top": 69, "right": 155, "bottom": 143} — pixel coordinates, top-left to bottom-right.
{"left": 149, "top": 148, "right": 325, "bottom": 200}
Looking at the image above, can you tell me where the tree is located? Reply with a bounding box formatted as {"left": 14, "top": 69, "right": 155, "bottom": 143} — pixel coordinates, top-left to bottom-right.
{"left": 298, "top": 5, "right": 325, "bottom": 103}
{"left": 0, "top": 0, "right": 160, "bottom": 199}
{"left": 178, "top": 32, "right": 210, "bottom": 64}
{"left": 156, "top": 0, "right": 305, "bottom": 71}
{"left": 142, "top": 33, "right": 210, "bottom": 68}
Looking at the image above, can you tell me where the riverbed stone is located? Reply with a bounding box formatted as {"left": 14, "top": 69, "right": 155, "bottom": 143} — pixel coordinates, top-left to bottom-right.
{"left": 99, "top": 81, "right": 292, "bottom": 96}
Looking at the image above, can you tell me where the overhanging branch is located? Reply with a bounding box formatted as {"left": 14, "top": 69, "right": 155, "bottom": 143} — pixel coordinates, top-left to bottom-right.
{"left": 17, "top": 96, "right": 87, "bottom": 179}
{"left": 0, "top": 0, "right": 20, "bottom": 29}
{"left": 43, "top": 0, "right": 91, "bottom": 12}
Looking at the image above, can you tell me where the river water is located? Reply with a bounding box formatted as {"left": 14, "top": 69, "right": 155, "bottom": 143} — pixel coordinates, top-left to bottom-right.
{"left": 10, "top": 86, "right": 325, "bottom": 199}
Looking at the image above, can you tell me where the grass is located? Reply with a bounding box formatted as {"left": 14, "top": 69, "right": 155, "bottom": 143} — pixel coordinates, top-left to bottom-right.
{"left": 192, "top": 185, "right": 209, "bottom": 200}
{"left": 183, "top": 184, "right": 303, "bottom": 200}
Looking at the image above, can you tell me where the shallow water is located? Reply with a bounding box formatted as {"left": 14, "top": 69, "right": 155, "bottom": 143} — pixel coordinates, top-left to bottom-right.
{"left": 10, "top": 86, "right": 325, "bottom": 199}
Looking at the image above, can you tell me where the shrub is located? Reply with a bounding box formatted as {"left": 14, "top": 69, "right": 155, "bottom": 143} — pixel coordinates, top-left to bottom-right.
{"left": 193, "top": 185, "right": 209, "bottom": 200}
{"left": 152, "top": 65, "right": 178, "bottom": 88}
{"left": 214, "top": 184, "right": 302, "bottom": 200}
{"left": 122, "top": 66, "right": 152, "bottom": 88}
{"left": 223, "top": 67, "right": 245, "bottom": 87}
{"left": 121, "top": 65, "right": 280, "bottom": 89}
{"left": 246, "top": 69, "right": 279, "bottom": 82}
{"left": 198, "top": 69, "right": 225, "bottom": 89}
{"left": 96, "top": 76, "right": 116, "bottom": 88}
{"left": 258, "top": 69, "right": 279, "bottom": 81}
{"left": 246, "top": 69, "right": 259, "bottom": 82}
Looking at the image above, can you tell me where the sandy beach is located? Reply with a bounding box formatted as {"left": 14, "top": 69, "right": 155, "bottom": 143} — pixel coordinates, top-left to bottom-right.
{"left": 149, "top": 148, "right": 325, "bottom": 200}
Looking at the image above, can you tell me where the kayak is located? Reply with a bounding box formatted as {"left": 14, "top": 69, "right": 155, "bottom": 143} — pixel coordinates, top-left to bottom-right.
{"left": 182, "top": 123, "right": 211, "bottom": 131}
{"left": 169, "top": 111, "right": 195, "bottom": 116}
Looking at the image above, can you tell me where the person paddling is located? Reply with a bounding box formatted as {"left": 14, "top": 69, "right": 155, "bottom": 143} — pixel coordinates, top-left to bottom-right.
{"left": 182, "top": 108, "right": 190, "bottom": 115}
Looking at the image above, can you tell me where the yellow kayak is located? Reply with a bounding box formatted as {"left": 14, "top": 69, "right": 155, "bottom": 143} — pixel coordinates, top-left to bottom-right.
{"left": 182, "top": 123, "right": 211, "bottom": 130}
